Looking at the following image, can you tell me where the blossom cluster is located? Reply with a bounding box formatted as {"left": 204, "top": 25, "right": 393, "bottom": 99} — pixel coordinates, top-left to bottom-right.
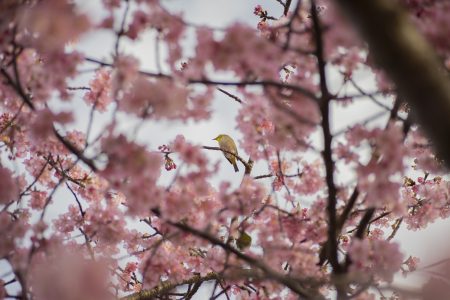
{"left": 0, "top": 0, "right": 450, "bottom": 299}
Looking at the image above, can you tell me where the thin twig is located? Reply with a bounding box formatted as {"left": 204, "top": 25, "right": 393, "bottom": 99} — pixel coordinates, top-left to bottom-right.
{"left": 217, "top": 88, "right": 243, "bottom": 103}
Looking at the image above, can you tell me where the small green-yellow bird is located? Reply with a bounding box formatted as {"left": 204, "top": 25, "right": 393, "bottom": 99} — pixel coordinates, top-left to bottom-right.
{"left": 213, "top": 134, "right": 239, "bottom": 172}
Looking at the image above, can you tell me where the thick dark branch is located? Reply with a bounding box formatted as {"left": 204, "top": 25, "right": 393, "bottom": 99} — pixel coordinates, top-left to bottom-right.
{"left": 244, "top": 157, "right": 254, "bottom": 175}
{"left": 345, "top": 211, "right": 391, "bottom": 235}
{"left": 354, "top": 208, "right": 375, "bottom": 239}
{"left": 284, "top": 0, "right": 293, "bottom": 16}
{"left": 311, "top": 0, "right": 340, "bottom": 273}
{"left": 337, "top": 188, "right": 359, "bottom": 229}
{"left": 343, "top": 208, "right": 375, "bottom": 272}
{"left": 334, "top": 0, "right": 450, "bottom": 168}
{"left": 14, "top": 271, "right": 28, "bottom": 300}
{"left": 312, "top": 3, "right": 329, "bottom": 101}
{"left": 185, "top": 280, "right": 203, "bottom": 300}
{"left": 318, "top": 188, "right": 360, "bottom": 267}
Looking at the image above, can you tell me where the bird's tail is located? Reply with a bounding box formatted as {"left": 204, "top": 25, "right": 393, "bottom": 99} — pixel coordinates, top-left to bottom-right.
{"left": 233, "top": 162, "right": 239, "bottom": 172}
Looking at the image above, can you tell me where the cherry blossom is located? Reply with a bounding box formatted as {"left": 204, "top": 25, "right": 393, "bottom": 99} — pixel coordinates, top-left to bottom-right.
{"left": 348, "top": 239, "right": 404, "bottom": 282}
{"left": 17, "top": 0, "right": 90, "bottom": 54}
{"left": 1, "top": 0, "right": 450, "bottom": 299}
{"left": 0, "top": 167, "right": 19, "bottom": 205}
{"left": 84, "top": 68, "right": 112, "bottom": 112}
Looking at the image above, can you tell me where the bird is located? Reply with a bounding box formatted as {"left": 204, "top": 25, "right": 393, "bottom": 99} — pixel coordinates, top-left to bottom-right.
{"left": 213, "top": 134, "right": 239, "bottom": 172}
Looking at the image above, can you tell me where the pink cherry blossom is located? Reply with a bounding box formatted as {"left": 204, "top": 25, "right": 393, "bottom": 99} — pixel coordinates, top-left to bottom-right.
{"left": 0, "top": 211, "right": 29, "bottom": 258}
{"left": 210, "top": 23, "right": 284, "bottom": 79}
{"left": 0, "top": 167, "right": 19, "bottom": 204}
{"left": 0, "top": 280, "right": 5, "bottom": 300}
{"left": 404, "top": 255, "right": 420, "bottom": 273}
{"left": 28, "top": 109, "right": 73, "bottom": 142}
{"left": 27, "top": 240, "right": 112, "bottom": 300}
{"left": 120, "top": 76, "right": 189, "bottom": 119}
{"left": 220, "top": 176, "right": 266, "bottom": 216}
{"left": 101, "top": 134, "right": 163, "bottom": 215}
{"left": 254, "top": 5, "right": 264, "bottom": 17}
{"left": 17, "top": 0, "right": 90, "bottom": 54}
{"left": 348, "top": 239, "right": 404, "bottom": 282}
{"left": 29, "top": 191, "right": 47, "bottom": 210}
{"left": 171, "top": 135, "right": 208, "bottom": 168}
{"left": 84, "top": 68, "right": 112, "bottom": 112}
{"left": 1, "top": 1, "right": 450, "bottom": 299}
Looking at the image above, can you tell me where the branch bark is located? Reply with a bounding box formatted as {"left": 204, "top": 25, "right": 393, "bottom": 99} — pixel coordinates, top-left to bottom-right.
{"left": 121, "top": 272, "right": 220, "bottom": 300}
{"left": 311, "top": 0, "right": 341, "bottom": 274}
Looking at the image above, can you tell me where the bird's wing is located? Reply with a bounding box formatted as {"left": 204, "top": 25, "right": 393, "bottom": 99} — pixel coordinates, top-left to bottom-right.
{"left": 224, "top": 153, "right": 239, "bottom": 172}
{"left": 224, "top": 153, "right": 236, "bottom": 164}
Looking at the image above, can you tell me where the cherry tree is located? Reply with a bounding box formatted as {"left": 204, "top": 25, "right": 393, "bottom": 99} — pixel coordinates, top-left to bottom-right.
{"left": 1, "top": 0, "right": 450, "bottom": 299}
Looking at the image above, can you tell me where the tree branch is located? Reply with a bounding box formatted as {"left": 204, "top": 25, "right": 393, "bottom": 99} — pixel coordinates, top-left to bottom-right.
{"left": 53, "top": 128, "right": 97, "bottom": 172}
{"left": 217, "top": 88, "right": 243, "bottom": 104}
{"left": 85, "top": 57, "right": 319, "bottom": 101}
{"left": 121, "top": 272, "right": 220, "bottom": 300}
{"left": 202, "top": 146, "right": 250, "bottom": 171}
{"left": 311, "top": 0, "right": 340, "bottom": 273}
